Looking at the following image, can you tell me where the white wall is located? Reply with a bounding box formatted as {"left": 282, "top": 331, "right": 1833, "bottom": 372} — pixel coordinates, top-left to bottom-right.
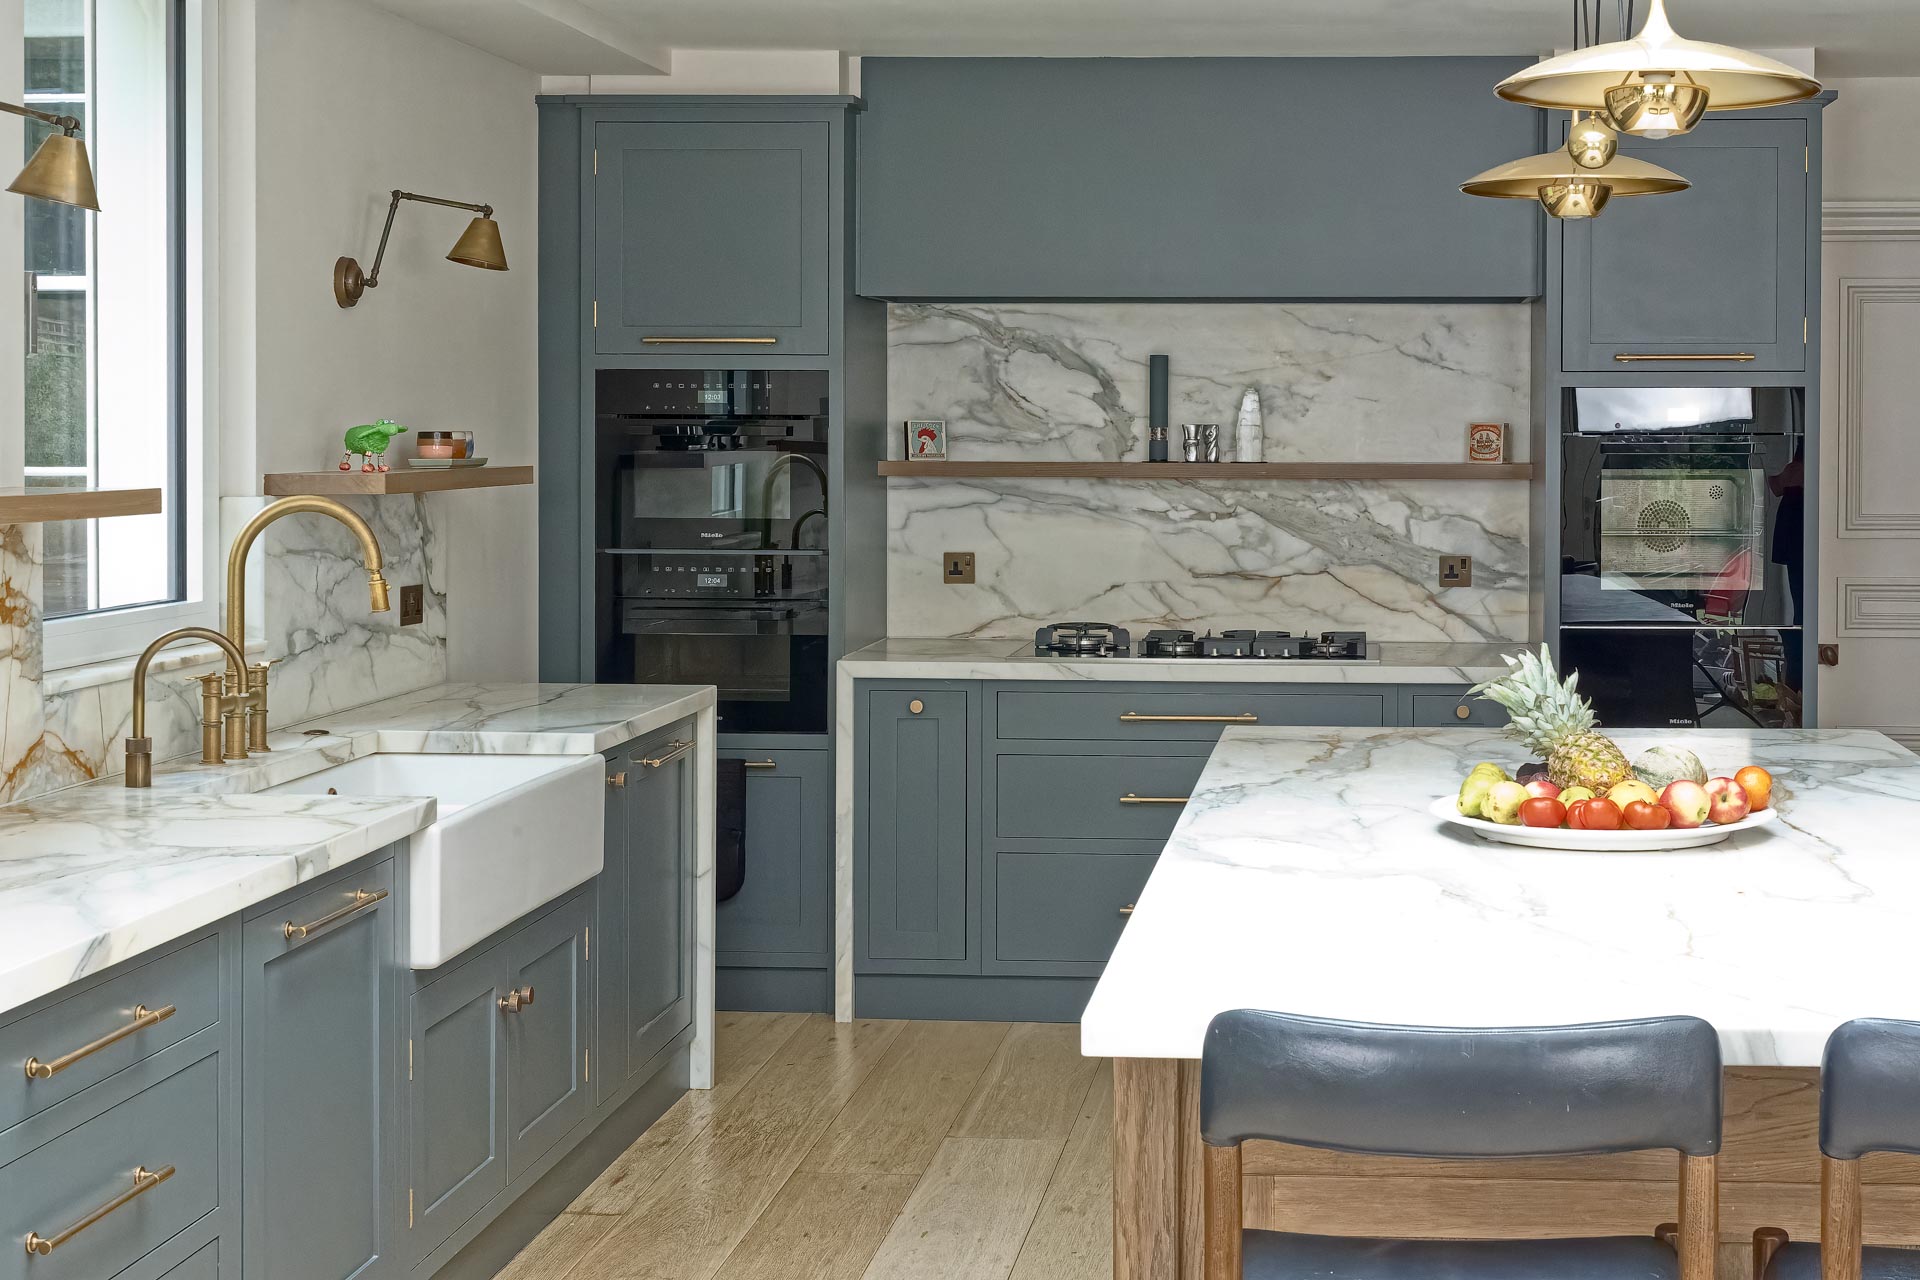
{"left": 1823, "top": 78, "right": 1920, "bottom": 202}
{"left": 246, "top": 0, "right": 540, "bottom": 681}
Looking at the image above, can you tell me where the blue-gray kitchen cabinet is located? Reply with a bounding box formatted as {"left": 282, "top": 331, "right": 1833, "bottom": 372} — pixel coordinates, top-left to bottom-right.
{"left": 1561, "top": 114, "right": 1809, "bottom": 373}
{"left": 590, "top": 119, "right": 831, "bottom": 356}
{"left": 502, "top": 894, "right": 592, "bottom": 1179}
{"left": 717, "top": 745, "right": 831, "bottom": 971}
{"left": 857, "top": 686, "right": 975, "bottom": 971}
{"left": 241, "top": 857, "right": 401, "bottom": 1280}
{"left": 405, "top": 945, "right": 505, "bottom": 1267}
{"left": 598, "top": 723, "right": 697, "bottom": 1099}
{"left": 1403, "top": 687, "right": 1510, "bottom": 728}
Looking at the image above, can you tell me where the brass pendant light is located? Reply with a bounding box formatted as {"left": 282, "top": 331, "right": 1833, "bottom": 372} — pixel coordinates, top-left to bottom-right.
{"left": 1461, "top": 148, "right": 1689, "bottom": 219}
{"left": 1568, "top": 111, "right": 1619, "bottom": 169}
{"left": 1496, "top": 0, "right": 1819, "bottom": 138}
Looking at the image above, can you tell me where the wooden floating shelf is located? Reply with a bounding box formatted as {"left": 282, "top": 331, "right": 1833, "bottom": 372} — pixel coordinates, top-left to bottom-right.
{"left": 0, "top": 486, "right": 162, "bottom": 524}
{"left": 263, "top": 466, "right": 534, "bottom": 497}
{"left": 877, "top": 460, "right": 1534, "bottom": 481}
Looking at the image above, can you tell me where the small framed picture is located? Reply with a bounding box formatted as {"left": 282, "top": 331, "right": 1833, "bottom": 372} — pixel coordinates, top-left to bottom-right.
{"left": 905, "top": 419, "right": 948, "bottom": 461}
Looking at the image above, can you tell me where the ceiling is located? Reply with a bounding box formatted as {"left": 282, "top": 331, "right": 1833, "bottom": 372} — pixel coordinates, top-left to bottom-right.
{"left": 368, "top": 0, "right": 1920, "bottom": 80}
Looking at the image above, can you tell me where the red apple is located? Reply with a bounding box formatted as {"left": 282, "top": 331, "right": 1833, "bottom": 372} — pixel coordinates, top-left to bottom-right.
{"left": 1661, "top": 780, "right": 1711, "bottom": 829}
{"left": 1524, "top": 779, "right": 1563, "bottom": 801}
{"left": 1520, "top": 797, "right": 1567, "bottom": 828}
{"left": 1705, "top": 777, "right": 1751, "bottom": 825}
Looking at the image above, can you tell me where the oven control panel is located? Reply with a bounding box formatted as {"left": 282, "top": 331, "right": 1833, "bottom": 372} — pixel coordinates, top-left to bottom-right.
{"left": 629, "top": 559, "right": 768, "bottom": 599}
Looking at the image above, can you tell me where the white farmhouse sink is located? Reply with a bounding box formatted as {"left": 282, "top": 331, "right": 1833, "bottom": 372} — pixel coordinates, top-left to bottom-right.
{"left": 265, "top": 754, "right": 606, "bottom": 968}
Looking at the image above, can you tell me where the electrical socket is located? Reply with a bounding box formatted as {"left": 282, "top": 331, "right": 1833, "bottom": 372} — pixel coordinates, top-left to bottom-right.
{"left": 942, "top": 551, "right": 976, "bottom": 585}
{"left": 399, "top": 584, "right": 425, "bottom": 626}
{"left": 1439, "top": 555, "right": 1473, "bottom": 588}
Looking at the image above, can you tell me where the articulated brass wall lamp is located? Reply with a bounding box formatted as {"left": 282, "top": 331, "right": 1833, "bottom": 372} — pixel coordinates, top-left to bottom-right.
{"left": 335, "top": 189, "right": 508, "bottom": 308}
{"left": 1, "top": 101, "right": 100, "bottom": 210}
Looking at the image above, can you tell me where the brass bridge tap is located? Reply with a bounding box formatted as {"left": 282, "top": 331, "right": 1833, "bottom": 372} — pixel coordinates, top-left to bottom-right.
{"left": 126, "top": 628, "right": 251, "bottom": 788}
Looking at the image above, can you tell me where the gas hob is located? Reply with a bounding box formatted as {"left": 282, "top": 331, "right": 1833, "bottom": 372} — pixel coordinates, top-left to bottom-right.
{"left": 1033, "top": 622, "right": 1374, "bottom": 662}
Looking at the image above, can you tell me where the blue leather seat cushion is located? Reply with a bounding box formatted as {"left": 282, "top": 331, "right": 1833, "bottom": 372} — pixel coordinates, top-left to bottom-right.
{"left": 1242, "top": 1230, "right": 1679, "bottom": 1279}
{"left": 1763, "top": 1242, "right": 1920, "bottom": 1279}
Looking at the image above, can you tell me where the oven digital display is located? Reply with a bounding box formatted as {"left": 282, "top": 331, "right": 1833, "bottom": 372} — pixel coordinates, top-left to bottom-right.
{"left": 696, "top": 573, "right": 728, "bottom": 589}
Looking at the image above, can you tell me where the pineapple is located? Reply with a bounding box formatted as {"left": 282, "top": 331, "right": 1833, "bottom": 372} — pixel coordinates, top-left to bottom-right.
{"left": 1470, "top": 645, "right": 1632, "bottom": 793}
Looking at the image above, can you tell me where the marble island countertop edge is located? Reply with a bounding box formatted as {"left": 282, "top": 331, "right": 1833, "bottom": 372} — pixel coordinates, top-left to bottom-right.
{"left": 0, "top": 681, "right": 716, "bottom": 1017}
{"left": 838, "top": 637, "right": 1526, "bottom": 684}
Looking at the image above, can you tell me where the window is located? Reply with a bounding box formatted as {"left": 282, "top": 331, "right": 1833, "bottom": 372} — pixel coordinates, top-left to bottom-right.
{"left": 25, "top": 0, "right": 200, "bottom": 664}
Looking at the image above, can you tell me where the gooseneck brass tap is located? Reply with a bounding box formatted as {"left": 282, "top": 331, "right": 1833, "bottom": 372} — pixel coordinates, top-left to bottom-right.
{"left": 225, "top": 496, "right": 391, "bottom": 753}
{"left": 125, "top": 628, "right": 251, "bottom": 788}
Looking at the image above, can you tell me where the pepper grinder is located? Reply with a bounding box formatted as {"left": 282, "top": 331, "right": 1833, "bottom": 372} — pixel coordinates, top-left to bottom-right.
{"left": 1147, "top": 355, "right": 1169, "bottom": 461}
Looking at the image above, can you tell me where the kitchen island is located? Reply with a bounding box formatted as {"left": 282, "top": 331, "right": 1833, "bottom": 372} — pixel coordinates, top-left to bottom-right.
{"left": 1083, "top": 725, "right": 1920, "bottom": 1280}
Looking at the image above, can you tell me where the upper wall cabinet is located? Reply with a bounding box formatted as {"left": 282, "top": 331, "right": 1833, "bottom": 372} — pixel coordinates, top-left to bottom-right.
{"left": 1561, "top": 116, "right": 1809, "bottom": 373}
{"left": 592, "top": 120, "right": 832, "bottom": 355}
{"left": 855, "top": 57, "right": 1544, "bottom": 300}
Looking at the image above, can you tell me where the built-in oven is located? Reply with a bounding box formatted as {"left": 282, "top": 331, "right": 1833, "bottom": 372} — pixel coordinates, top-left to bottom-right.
{"left": 1559, "top": 386, "right": 1806, "bottom": 728}
{"left": 593, "top": 369, "right": 832, "bottom": 735}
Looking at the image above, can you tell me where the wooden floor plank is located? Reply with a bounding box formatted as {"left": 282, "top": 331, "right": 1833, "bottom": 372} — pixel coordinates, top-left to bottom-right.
{"left": 709, "top": 1172, "right": 921, "bottom": 1280}
{"left": 950, "top": 1023, "right": 1102, "bottom": 1142}
{"left": 803, "top": 1020, "right": 1011, "bottom": 1178}
{"left": 569, "top": 1011, "right": 810, "bottom": 1214}
{"left": 567, "top": 1017, "right": 904, "bottom": 1280}
{"left": 1009, "top": 1061, "right": 1114, "bottom": 1280}
{"left": 494, "top": 1210, "right": 621, "bottom": 1280}
{"left": 861, "top": 1136, "right": 1066, "bottom": 1280}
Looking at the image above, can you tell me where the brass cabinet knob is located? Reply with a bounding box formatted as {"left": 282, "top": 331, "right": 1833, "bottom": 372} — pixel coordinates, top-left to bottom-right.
{"left": 607, "top": 771, "right": 627, "bottom": 788}
{"left": 498, "top": 985, "right": 535, "bottom": 1013}
{"left": 908, "top": 699, "right": 924, "bottom": 714}
{"left": 1455, "top": 705, "right": 1472, "bottom": 720}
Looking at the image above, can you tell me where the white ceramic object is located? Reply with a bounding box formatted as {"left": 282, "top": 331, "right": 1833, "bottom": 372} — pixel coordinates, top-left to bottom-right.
{"left": 1428, "top": 794, "right": 1779, "bottom": 851}
{"left": 1234, "top": 387, "right": 1264, "bottom": 462}
{"left": 405, "top": 456, "right": 489, "bottom": 469}
{"left": 266, "top": 753, "right": 605, "bottom": 966}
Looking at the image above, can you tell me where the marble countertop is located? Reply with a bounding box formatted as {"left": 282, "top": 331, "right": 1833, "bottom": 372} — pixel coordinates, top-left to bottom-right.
{"left": 839, "top": 637, "right": 1523, "bottom": 684}
{"left": 0, "top": 682, "right": 715, "bottom": 1016}
{"left": 1079, "top": 726, "right": 1920, "bottom": 1067}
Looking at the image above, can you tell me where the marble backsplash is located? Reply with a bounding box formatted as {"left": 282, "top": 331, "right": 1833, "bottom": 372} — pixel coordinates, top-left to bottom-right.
{"left": 0, "top": 494, "right": 447, "bottom": 803}
{"left": 887, "top": 302, "right": 1533, "bottom": 642}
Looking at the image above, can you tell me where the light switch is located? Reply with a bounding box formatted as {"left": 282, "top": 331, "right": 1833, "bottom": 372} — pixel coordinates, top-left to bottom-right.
{"left": 399, "top": 584, "right": 425, "bottom": 626}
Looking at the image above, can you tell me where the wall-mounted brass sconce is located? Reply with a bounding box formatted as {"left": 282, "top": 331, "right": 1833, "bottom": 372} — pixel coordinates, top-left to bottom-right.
{"left": 1, "top": 102, "right": 100, "bottom": 210}
{"left": 335, "top": 189, "right": 507, "bottom": 308}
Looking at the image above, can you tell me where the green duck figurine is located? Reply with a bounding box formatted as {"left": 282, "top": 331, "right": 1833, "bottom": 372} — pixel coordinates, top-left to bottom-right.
{"left": 340, "top": 419, "right": 408, "bottom": 473}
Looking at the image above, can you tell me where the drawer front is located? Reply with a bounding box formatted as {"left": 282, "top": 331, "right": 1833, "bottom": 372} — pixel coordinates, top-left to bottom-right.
{"left": 0, "top": 1053, "right": 220, "bottom": 1280}
{"left": 156, "top": 1239, "right": 219, "bottom": 1280}
{"left": 996, "top": 754, "right": 1206, "bottom": 841}
{"left": 1, "top": 934, "right": 221, "bottom": 1132}
{"left": 993, "top": 852, "right": 1157, "bottom": 966}
{"left": 993, "top": 687, "right": 1388, "bottom": 742}
{"left": 1407, "top": 691, "right": 1509, "bottom": 728}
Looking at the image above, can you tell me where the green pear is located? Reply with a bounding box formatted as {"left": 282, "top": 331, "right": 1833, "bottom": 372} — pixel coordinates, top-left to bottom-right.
{"left": 1457, "top": 773, "right": 1497, "bottom": 818}
{"left": 1483, "top": 780, "right": 1531, "bottom": 825}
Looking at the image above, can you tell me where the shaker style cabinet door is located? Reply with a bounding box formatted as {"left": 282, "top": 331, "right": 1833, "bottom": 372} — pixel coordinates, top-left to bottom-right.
{"left": 1561, "top": 117, "right": 1808, "bottom": 373}
{"left": 242, "top": 862, "right": 399, "bottom": 1280}
{"left": 405, "top": 947, "right": 507, "bottom": 1267}
{"left": 716, "top": 748, "right": 832, "bottom": 966}
{"left": 591, "top": 121, "right": 831, "bottom": 356}
{"left": 860, "top": 689, "right": 971, "bottom": 967}
{"left": 503, "top": 896, "right": 592, "bottom": 1179}
{"left": 615, "top": 728, "right": 697, "bottom": 1078}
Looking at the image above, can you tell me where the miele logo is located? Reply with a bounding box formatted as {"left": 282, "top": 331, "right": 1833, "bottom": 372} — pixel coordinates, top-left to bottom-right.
{"left": 698, "top": 532, "right": 724, "bottom": 539}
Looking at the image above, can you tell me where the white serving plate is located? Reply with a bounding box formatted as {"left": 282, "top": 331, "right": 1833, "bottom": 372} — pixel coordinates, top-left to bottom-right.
{"left": 1428, "top": 795, "right": 1779, "bottom": 851}
{"left": 405, "top": 456, "right": 489, "bottom": 469}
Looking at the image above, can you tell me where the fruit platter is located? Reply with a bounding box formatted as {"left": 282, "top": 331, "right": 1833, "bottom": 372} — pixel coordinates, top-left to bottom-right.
{"left": 1438, "top": 646, "right": 1780, "bottom": 851}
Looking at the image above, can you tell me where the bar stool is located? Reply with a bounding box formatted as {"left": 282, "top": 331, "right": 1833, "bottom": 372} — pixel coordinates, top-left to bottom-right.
{"left": 1200, "top": 1009, "right": 1724, "bottom": 1280}
{"left": 1752, "top": 1019, "right": 1920, "bottom": 1280}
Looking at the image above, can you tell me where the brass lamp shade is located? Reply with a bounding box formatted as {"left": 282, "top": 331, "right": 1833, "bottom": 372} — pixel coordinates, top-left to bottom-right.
{"left": 1462, "top": 148, "right": 1690, "bottom": 219}
{"left": 8, "top": 132, "right": 99, "bottom": 211}
{"left": 447, "top": 217, "right": 507, "bottom": 271}
{"left": 1495, "top": 0, "right": 1819, "bottom": 126}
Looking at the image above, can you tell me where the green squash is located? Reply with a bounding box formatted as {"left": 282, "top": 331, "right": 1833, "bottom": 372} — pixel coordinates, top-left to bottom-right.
{"left": 1632, "top": 745, "right": 1709, "bottom": 790}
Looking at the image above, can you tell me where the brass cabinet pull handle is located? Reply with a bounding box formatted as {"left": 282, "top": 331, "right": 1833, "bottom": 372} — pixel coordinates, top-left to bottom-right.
{"left": 640, "top": 336, "right": 777, "bottom": 345}
{"left": 24, "top": 1004, "right": 176, "bottom": 1081}
{"left": 1455, "top": 705, "right": 1472, "bottom": 720}
{"left": 283, "top": 888, "right": 387, "bottom": 941}
{"left": 498, "top": 985, "right": 535, "bottom": 1013}
{"left": 637, "top": 740, "right": 694, "bottom": 769}
{"left": 1118, "top": 904, "right": 1136, "bottom": 917}
{"left": 1119, "top": 794, "right": 1189, "bottom": 805}
{"left": 743, "top": 760, "right": 777, "bottom": 770}
{"left": 24, "top": 1164, "right": 175, "bottom": 1256}
{"left": 1613, "top": 352, "right": 1757, "bottom": 362}
{"left": 1119, "top": 712, "right": 1257, "bottom": 724}
{"left": 607, "top": 771, "right": 627, "bottom": 788}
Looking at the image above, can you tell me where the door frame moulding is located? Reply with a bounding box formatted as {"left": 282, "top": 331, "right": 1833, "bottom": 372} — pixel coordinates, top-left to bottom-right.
{"left": 1823, "top": 201, "right": 1920, "bottom": 241}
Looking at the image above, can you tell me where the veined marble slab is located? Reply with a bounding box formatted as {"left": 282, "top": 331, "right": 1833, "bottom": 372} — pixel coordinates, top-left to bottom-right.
{"left": 829, "top": 639, "right": 1524, "bottom": 1019}
{"left": 1, "top": 681, "right": 719, "bottom": 1092}
{"left": 1079, "top": 726, "right": 1920, "bottom": 1067}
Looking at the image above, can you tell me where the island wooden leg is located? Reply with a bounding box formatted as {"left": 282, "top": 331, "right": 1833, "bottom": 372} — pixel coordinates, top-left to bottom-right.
{"left": 1114, "top": 1057, "right": 1186, "bottom": 1279}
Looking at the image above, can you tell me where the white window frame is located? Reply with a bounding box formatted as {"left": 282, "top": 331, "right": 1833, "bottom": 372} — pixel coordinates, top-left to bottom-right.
{"left": 41, "top": 0, "right": 219, "bottom": 671}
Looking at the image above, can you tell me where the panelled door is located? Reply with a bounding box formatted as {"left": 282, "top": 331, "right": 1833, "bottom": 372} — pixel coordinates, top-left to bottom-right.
{"left": 591, "top": 121, "right": 830, "bottom": 356}
{"left": 861, "top": 689, "right": 971, "bottom": 966}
